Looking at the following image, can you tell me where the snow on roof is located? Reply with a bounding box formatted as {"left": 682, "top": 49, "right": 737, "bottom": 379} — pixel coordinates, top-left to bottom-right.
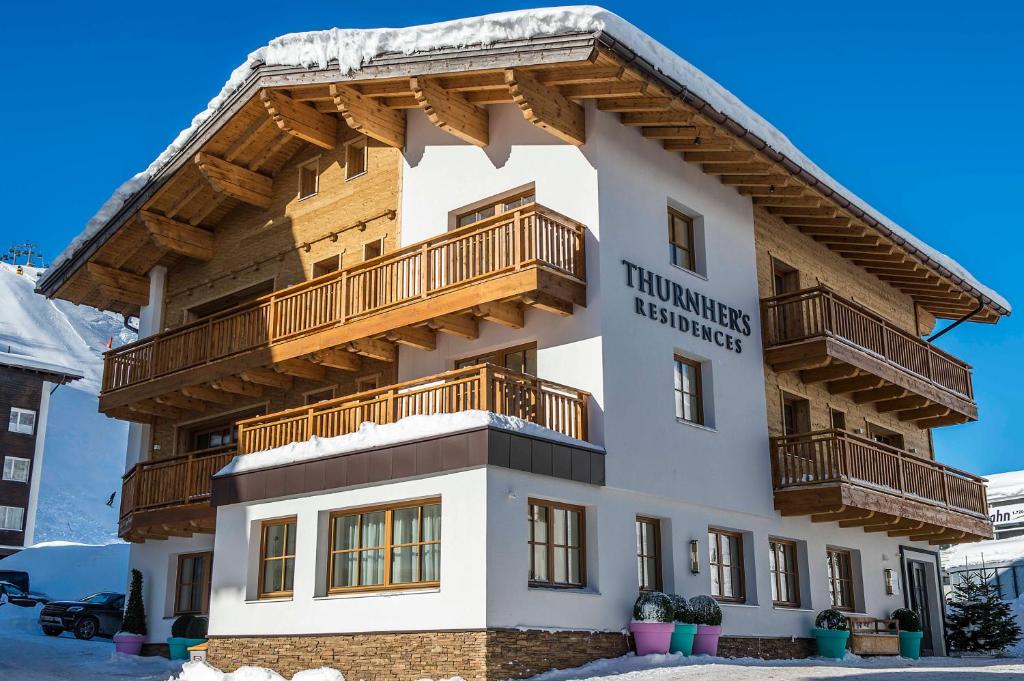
{"left": 46, "top": 6, "right": 1009, "bottom": 313}
{"left": 943, "top": 534, "right": 1024, "bottom": 569}
{"left": 216, "top": 410, "right": 599, "bottom": 477}
{"left": 0, "top": 350, "right": 83, "bottom": 381}
{"left": 986, "top": 470, "right": 1024, "bottom": 502}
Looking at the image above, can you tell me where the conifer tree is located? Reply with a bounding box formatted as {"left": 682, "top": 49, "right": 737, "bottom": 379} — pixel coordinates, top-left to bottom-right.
{"left": 945, "top": 570, "right": 1021, "bottom": 654}
{"left": 120, "top": 569, "right": 147, "bottom": 636}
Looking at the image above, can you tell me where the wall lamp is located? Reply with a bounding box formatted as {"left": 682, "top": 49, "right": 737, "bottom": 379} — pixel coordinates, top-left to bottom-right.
{"left": 689, "top": 539, "right": 701, "bottom": 574}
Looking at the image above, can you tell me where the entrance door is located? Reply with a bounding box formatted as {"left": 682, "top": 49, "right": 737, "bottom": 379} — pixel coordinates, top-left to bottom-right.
{"left": 907, "top": 560, "right": 935, "bottom": 655}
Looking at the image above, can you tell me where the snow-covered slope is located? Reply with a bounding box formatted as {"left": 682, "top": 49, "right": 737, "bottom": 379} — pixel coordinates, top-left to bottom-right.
{"left": 0, "top": 263, "right": 135, "bottom": 545}
{"left": 0, "top": 541, "right": 129, "bottom": 599}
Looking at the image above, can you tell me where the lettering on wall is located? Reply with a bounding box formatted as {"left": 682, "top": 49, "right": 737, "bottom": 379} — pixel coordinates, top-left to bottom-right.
{"left": 622, "top": 259, "right": 752, "bottom": 354}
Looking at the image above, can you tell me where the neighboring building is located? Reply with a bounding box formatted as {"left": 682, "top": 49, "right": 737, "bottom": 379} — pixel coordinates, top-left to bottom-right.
{"left": 943, "top": 472, "right": 1024, "bottom": 601}
{"left": 0, "top": 352, "right": 83, "bottom": 556}
{"left": 36, "top": 8, "right": 1008, "bottom": 678}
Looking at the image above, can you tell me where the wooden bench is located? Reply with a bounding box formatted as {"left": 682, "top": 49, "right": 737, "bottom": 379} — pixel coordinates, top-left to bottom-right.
{"left": 848, "top": 616, "right": 900, "bottom": 655}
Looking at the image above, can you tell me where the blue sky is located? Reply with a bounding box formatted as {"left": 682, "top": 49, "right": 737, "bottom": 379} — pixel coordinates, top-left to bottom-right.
{"left": 2, "top": 1, "right": 1021, "bottom": 473}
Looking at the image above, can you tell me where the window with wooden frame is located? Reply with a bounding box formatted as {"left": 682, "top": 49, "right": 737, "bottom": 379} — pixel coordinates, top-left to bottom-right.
{"left": 455, "top": 190, "right": 536, "bottom": 229}
{"left": 345, "top": 137, "right": 367, "bottom": 180}
{"left": 355, "top": 375, "right": 380, "bottom": 393}
{"left": 0, "top": 505, "right": 24, "bottom": 531}
{"left": 189, "top": 423, "right": 237, "bottom": 452}
{"left": 8, "top": 407, "right": 36, "bottom": 435}
{"left": 826, "top": 547, "right": 855, "bottom": 611}
{"left": 298, "top": 158, "right": 319, "bottom": 199}
{"left": 673, "top": 355, "right": 704, "bottom": 425}
{"left": 185, "top": 279, "right": 275, "bottom": 323}
{"left": 708, "top": 528, "right": 745, "bottom": 602}
{"left": 175, "top": 552, "right": 212, "bottom": 615}
{"left": 304, "top": 386, "right": 336, "bottom": 406}
{"left": 258, "top": 518, "right": 296, "bottom": 598}
{"left": 312, "top": 254, "right": 341, "bottom": 278}
{"left": 2, "top": 456, "right": 31, "bottom": 483}
{"left": 636, "top": 517, "right": 662, "bottom": 593}
{"left": 769, "top": 538, "right": 800, "bottom": 607}
{"left": 528, "top": 499, "right": 585, "bottom": 588}
{"left": 455, "top": 342, "right": 537, "bottom": 375}
{"left": 781, "top": 393, "right": 811, "bottom": 437}
{"left": 829, "top": 408, "right": 847, "bottom": 431}
{"left": 668, "top": 207, "right": 696, "bottom": 271}
{"left": 327, "top": 499, "right": 441, "bottom": 592}
{"left": 867, "top": 422, "right": 905, "bottom": 450}
{"left": 363, "top": 238, "right": 383, "bottom": 261}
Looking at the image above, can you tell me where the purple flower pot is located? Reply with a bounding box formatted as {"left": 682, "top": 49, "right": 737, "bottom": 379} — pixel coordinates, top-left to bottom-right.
{"left": 113, "top": 632, "right": 144, "bottom": 655}
{"left": 691, "top": 624, "right": 722, "bottom": 656}
{"left": 629, "top": 621, "right": 675, "bottom": 656}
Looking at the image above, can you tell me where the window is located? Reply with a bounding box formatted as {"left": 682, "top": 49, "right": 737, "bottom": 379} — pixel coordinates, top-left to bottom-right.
{"left": 668, "top": 208, "right": 695, "bottom": 271}
{"left": 769, "top": 539, "right": 800, "bottom": 607}
{"left": 345, "top": 138, "right": 367, "bottom": 180}
{"left": 258, "top": 518, "right": 296, "bottom": 598}
{"left": 363, "top": 239, "right": 383, "bottom": 261}
{"left": 709, "top": 528, "right": 744, "bottom": 602}
{"left": 312, "top": 254, "right": 341, "bottom": 278}
{"left": 826, "top": 548, "right": 855, "bottom": 611}
{"left": 673, "top": 356, "right": 704, "bottom": 425}
{"left": 636, "top": 517, "right": 662, "bottom": 593}
{"left": 2, "top": 456, "right": 31, "bottom": 483}
{"left": 8, "top": 408, "right": 36, "bottom": 435}
{"left": 771, "top": 259, "right": 800, "bottom": 296}
{"left": 175, "top": 552, "right": 212, "bottom": 615}
{"left": 185, "top": 279, "right": 275, "bottom": 322}
{"left": 868, "top": 423, "right": 905, "bottom": 450}
{"left": 355, "top": 375, "right": 379, "bottom": 393}
{"left": 298, "top": 159, "right": 319, "bottom": 199}
{"left": 829, "top": 408, "right": 847, "bottom": 431}
{"left": 782, "top": 393, "right": 811, "bottom": 436}
{"left": 529, "top": 499, "right": 585, "bottom": 588}
{"left": 456, "top": 343, "right": 537, "bottom": 375}
{"left": 191, "top": 423, "right": 237, "bottom": 452}
{"left": 327, "top": 500, "right": 441, "bottom": 592}
{"left": 0, "top": 506, "right": 24, "bottom": 531}
{"left": 455, "top": 191, "right": 536, "bottom": 229}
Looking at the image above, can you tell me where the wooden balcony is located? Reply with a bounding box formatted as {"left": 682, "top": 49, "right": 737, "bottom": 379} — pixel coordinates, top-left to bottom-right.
{"left": 761, "top": 287, "right": 976, "bottom": 427}
{"left": 99, "top": 204, "right": 586, "bottom": 419}
{"left": 237, "top": 363, "right": 590, "bottom": 453}
{"left": 118, "top": 444, "right": 235, "bottom": 541}
{"left": 770, "top": 429, "right": 991, "bottom": 544}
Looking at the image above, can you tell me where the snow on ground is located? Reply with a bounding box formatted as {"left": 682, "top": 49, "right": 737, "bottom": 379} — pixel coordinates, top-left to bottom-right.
{"left": 218, "top": 410, "right": 599, "bottom": 475}
{"left": 0, "top": 262, "right": 135, "bottom": 545}
{"left": 0, "top": 541, "right": 129, "bottom": 598}
{"left": 170, "top": 662, "right": 345, "bottom": 681}
{"left": 941, "top": 534, "right": 1024, "bottom": 569}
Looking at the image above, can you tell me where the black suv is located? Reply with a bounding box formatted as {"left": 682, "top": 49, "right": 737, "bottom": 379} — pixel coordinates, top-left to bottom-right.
{"left": 38, "top": 592, "right": 125, "bottom": 639}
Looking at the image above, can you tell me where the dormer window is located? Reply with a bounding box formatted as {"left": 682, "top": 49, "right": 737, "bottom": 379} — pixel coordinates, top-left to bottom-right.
{"left": 298, "top": 159, "right": 319, "bottom": 200}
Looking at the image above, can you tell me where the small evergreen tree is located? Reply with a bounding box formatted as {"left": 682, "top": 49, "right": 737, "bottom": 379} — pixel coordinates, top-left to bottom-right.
{"left": 946, "top": 570, "right": 1021, "bottom": 654}
{"left": 120, "top": 569, "right": 147, "bottom": 636}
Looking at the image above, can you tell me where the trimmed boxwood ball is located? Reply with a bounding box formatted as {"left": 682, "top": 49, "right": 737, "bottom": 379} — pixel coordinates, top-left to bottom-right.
{"left": 633, "top": 591, "right": 674, "bottom": 622}
{"left": 668, "top": 594, "right": 696, "bottom": 624}
{"left": 891, "top": 608, "right": 921, "bottom": 632}
{"left": 688, "top": 595, "right": 722, "bottom": 626}
{"left": 171, "top": 614, "right": 209, "bottom": 639}
{"left": 815, "top": 608, "right": 849, "bottom": 631}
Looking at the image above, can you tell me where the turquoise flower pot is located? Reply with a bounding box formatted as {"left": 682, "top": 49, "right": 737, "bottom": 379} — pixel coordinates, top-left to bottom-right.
{"left": 899, "top": 630, "right": 923, "bottom": 659}
{"left": 167, "top": 637, "right": 207, "bottom": 660}
{"left": 811, "top": 628, "right": 849, "bottom": 659}
{"left": 670, "top": 623, "right": 698, "bottom": 655}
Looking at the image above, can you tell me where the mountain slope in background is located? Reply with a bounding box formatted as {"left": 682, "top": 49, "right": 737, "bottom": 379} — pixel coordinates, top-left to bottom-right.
{"left": 0, "top": 263, "right": 135, "bottom": 545}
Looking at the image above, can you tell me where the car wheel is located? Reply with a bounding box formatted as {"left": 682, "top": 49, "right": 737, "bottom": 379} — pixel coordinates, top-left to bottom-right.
{"left": 42, "top": 626, "right": 62, "bottom": 636}
{"left": 73, "top": 617, "right": 98, "bottom": 640}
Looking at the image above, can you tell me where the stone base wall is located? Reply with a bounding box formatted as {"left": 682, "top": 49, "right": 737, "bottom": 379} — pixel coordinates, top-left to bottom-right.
{"left": 718, "top": 635, "right": 817, "bottom": 659}
{"left": 486, "top": 629, "right": 630, "bottom": 679}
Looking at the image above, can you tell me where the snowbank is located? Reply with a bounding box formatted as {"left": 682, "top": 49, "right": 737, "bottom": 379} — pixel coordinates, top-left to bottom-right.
{"left": 0, "top": 541, "right": 128, "bottom": 599}
{"left": 1012, "top": 595, "right": 1024, "bottom": 657}
{"left": 942, "top": 535, "right": 1024, "bottom": 569}
{"left": 986, "top": 470, "right": 1024, "bottom": 503}
{"left": 171, "top": 662, "right": 345, "bottom": 681}
{"left": 45, "top": 6, "right": 1008, "bottom": 313}
{"left": 218, "top": 410, "right": 598, "bottom": 476}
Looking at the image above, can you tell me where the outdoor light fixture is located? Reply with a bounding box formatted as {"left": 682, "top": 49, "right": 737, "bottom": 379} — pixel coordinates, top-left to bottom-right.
{"left": 689, "top": 539, "right": 700, "bottom": 574}
{"left": 884, "top": 568, "right": 897, "bottom": 595}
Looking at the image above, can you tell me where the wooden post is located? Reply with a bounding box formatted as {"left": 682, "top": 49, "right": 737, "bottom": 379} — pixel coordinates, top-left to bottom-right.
{"left": 336, "top": 273, "right": 347, "bottom": 325}
{"left": 512, "top": 212, "right": 524, "bottom": 270}
{"left": 579, "top": 394, "right": 589, "bottom": 442}
{"left": 421, "top": 243, "right": 430, "bottom": 298}
{"left": 480, "top": 365, "right": 491, "bottom": 413}
{"left": 267, "top": 293, "right": 279, "bottom": 344}
{"left": 306, "top": 408, "right": 315, "bottom": 439}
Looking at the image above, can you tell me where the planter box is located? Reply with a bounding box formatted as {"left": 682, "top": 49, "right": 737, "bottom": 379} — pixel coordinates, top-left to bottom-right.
{"left": 629, "top": 621, "right": 674, "bottom": 656}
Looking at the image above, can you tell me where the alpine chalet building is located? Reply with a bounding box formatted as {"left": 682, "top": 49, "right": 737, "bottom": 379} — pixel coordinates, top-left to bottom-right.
{"left": 37, "top": 8, "right": 1008, "bottom": 678}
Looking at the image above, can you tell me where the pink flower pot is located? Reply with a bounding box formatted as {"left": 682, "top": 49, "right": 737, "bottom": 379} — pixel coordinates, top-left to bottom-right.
{"left": 113, "top": 632, "right": 145, "bottom": 655}
{"left": 691, "top": 624, "right": 722, "bottom": 656}
{"left": 629, "top": 621, "right": 675, "bottom": 656}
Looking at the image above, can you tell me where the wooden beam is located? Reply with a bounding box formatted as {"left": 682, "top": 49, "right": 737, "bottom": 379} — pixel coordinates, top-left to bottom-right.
{"left": 240, "top": 367, "right": 293, "bottom": 390}
{"left": 210, "top": 376, "right": 264, "bottom": 398}
{"left": 505, "top": 69, "right": 585, "bottom": 145}
{"left": 410, "top": 77, "right": 488, "bottom": 146}
{"left": 897, "top": 404, "right": 951, "bottom": 422}
{"left": 386, "top": 325, "right": 437, "bottom": 351}
{"left": 194, "top": 152, "right": 273, "bottom": 209}
{"left": 918, "top": 413, "right": 970, "bottom": 429}
{"left": 309, "top": 348, "right": 362, "bottom": 372}
{"left": 426, "top": 314, "right": 479, "bottom": 339}
{"left": 702, "top": 162, "right": 774, "bottom": 175}
{"left": 800, "top": 364, "right": 859, "bottom": 384}
{"left": 852, "top": 385, "right": 907, "bottom": 404}
{"left": 520, "top": 291, "right": 573, "bottom": 316}
{"left": 718, "top": 174, "right": 791, "bottom": 187}
{"left": 260, "top": 90, "right": 337, "bottom": 149}
{"left": 472, "top": 301, "right": 525, "bottom": 328}
{"left": 139, "top": 211, "right": 213, "bottom": 261}
{"left": 86, "top": 263, "right": 149, "bottom": 306}
{"left": 130, "top": 400, "right": 183, "bottom": 420}
{"left": 345, "top": 338, "right": 397, "bottom": 362}
{"left": 273, "top": 359, "right": 328, "bottom": 382}
{"left": 827, "top": 375, "right": 884, "bottom": 395}
{"left": 875, "top": 395, "right": 930, "bottom": 413}
{"left": 154, "top": 393, "right": 207, "bottom": 412}
{"left": 181, "top": 385, "right": 236, "bottom": 405}
{"left": 558, "top": 81, "right": 647, "bottom": 99}
{"left": 596, "top": 97, "right": 673, "bottom": 112}
{"left": 330, "top": 84, "right": 405, "bottom": 148}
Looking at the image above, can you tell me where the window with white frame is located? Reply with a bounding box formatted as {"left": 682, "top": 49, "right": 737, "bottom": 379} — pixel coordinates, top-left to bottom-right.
{"left": 0, "top": 505, "right": 25, "bottom": 531}
{"left": 8, "top": 408, "right": 36, "bottom": 435}
{"left": 2, "top": 456, "right": 31, "bottom": 483}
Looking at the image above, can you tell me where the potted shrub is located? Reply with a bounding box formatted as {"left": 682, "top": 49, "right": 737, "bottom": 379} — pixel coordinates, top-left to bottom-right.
{"left": 812, "top": 608, "right": 850, "bottom": 659}
{"left": 113, "top": 569, "right": 146, "bottom": 655}
{"left": 892, "top": 608, "right": 923, "bottom": 659}
{"left": 167, "top": 614, "right": 209, "bottom": 660}
{"left": 688, "top": 595, "right": 723, "bottom": 656}
{"left": 629, "top": 592, "right": 675, "bottom": 655}
{"left": 667, "top": 594, "right": 698, "bottom": 655}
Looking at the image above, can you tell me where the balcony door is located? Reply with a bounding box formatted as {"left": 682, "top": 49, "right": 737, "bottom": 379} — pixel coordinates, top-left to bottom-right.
{"left": 457, "top": 343, "right": 538, "bottom": 421}
{"left": 770, "top": 259, "right": 805, "bottom": 342}
{"left": 782, "top": 394, "right": 811, "bottom": 436}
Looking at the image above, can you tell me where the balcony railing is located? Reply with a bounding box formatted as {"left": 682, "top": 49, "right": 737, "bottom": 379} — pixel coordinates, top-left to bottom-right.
{"left": 102, "top": 204, "right": 586, "bottom": 394}
{"left": 237, "top": 363, "right": 590, "bottom": 454}
{"left": 761, "top": 287, "right": 973, "bottom": 399}
{"left": 119, "top": 444, "right": 236, "bottom": 520}
{"left": 770, "top": 429, "right": 987, "bottom": 517}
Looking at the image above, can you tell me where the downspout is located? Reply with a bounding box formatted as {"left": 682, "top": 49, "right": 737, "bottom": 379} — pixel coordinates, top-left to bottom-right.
{"left": 927, "top": 301, "right": 985, "bottom": 343}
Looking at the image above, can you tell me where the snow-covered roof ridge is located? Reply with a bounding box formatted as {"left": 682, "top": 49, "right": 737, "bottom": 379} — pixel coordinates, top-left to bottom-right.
{"left": 986, "top": 470, "right": 1024, "bottom": 502}
{"left": 0, "top": 351, "right": 84, "bottom": 381}
{"left": 43, "top": 5, "right": 1009, "bottom": 314}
